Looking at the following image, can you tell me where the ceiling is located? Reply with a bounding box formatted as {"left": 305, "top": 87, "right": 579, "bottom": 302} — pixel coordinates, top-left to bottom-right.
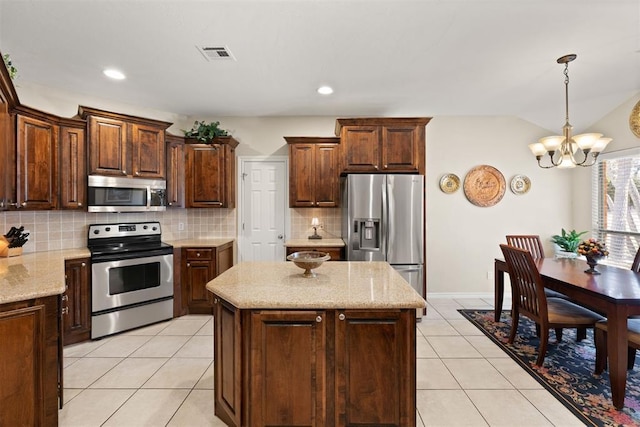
{"left": 0, "top": 0, "right": 638, "bottom": 133}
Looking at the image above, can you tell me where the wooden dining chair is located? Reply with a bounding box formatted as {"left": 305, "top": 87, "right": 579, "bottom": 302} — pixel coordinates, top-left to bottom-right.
{"left": 499, "top": 244, "right": 604, "bottom": 366}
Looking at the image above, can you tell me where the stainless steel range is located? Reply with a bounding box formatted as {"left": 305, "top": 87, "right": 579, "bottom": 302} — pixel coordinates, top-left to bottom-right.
{"left": 88, "top": 221, "right": 174, "bottom": 339}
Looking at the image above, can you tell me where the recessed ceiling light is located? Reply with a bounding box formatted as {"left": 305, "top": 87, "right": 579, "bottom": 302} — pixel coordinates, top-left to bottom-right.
{"left": 103, "top": 68, "right": 126, "bottom": 80}
{"left": 317, "top": 85, "right": 333, "bottom": 95}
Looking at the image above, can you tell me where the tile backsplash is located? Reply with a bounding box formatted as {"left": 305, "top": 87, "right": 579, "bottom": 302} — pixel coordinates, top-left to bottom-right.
{"left": 290, "top": 208, "right": 342, "bottom": 240}
{"left": 0, "top": 209, "right": 236, "bottom": 253}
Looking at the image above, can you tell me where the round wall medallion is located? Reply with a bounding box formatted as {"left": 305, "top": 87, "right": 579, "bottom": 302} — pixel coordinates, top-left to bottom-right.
{"left": 510, "top": 175, "right": 531, "bottom": 195}
{"left": 630, "top": 99, "right": 640, "bottom": 138}
{"left": 439, "top": 173, "right": 460, "bottom": 194}
{"left": 463, "top": 165, "right": 506, "bottom": 207}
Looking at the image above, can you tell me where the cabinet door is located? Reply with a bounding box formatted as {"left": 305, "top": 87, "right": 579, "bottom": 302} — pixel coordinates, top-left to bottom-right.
{"left": 16, "top": 115, "right": 59, "bottom": 210}
{"left": 335, "top": 309, "right": 415, "bottom": 427}
{"left": 166, "top": 137, "right": 184, "bottom": 208}
{"left": 182, "top": 249, "right": 215, "bottom": 314}
{"left": 289, "top": 144, "right": 315, "bottom": 207}
{"left": 88, "top": 116, "right": 128, "bottom": 176}
{"left": 0, "top": 296, "right": 60, "bottom": 426}
{"left": 63, "top": 258, "right": 91, "bottom": 345}
{"left": 59, "top": 126, "right": 87, "bottom": 209}
{"left": 314, "top": 144, "right": 340, "bottom": 207}
{"left": 213, "top": 298, "right": 242, "bottom": 427}
{"left": 340, "top": 126, "right": 380, "bottom": 173}
{"left": 249, "top": 310, "right": 326, "bottom": 427}
{"left": 131, "top": 123, "right": 165, "bottom": 178}
{"left": 381, "top": 125, "right": 422, "bottom": 173}
{"left": 185, "top": 144, "right": 227, "bottom": 208}
{"left": 0, "top": 100, "right": 13, "bottom": 210}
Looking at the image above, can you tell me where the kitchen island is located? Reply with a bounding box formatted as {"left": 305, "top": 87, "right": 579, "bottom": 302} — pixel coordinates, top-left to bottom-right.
{"left": 206, "top": 261, "right": 426, "bottom": 427}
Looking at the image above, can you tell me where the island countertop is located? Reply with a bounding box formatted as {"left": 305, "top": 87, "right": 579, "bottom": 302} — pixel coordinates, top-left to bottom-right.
{"left": 206, "top": 261, "right": 426, "bottom": 310}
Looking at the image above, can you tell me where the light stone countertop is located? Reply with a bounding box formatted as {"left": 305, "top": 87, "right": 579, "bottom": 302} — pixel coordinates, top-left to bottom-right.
{"left": 0, "top": 248, "right": 90, "bottom": 304}
{"left": 206, "top": 261, "right": 426, "bottom": 310}
{"left": 285, "top": 238, "right": 345, "bottom": 247}
{"left": 167, "top": 238, "right": 234, "bottom": 248}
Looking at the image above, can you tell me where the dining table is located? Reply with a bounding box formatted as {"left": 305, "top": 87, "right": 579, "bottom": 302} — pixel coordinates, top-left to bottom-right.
{"left": 494, "top": 256, "right": 640, "bottom": 409}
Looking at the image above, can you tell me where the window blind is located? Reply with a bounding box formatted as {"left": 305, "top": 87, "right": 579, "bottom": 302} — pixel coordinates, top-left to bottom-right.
{"left": 592, "top": 148, "right": 640, "bottom": 268}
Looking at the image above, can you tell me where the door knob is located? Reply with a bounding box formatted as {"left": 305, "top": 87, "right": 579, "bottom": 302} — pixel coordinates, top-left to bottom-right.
{"left": 277, "top": 234, "right": 283, "bottom": 240}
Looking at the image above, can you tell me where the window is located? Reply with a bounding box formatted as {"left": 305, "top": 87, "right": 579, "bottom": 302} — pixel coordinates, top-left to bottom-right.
{"left": 592, "top": 148, "right": 640, "bottom": 268}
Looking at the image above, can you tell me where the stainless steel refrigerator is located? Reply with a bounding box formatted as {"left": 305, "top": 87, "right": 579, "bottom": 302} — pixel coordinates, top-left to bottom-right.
{"left": 342, "top": 174, "right": 424, "bottom": 316}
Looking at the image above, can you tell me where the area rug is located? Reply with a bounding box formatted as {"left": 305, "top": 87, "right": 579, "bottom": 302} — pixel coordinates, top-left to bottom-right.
{"left": 459, "top": 309, "right": 640, "bottom": 426}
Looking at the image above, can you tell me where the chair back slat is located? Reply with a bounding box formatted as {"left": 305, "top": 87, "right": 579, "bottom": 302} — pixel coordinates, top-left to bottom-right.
{"left": 506, "top": 235, "right": 545, "bottom": 259}
{"left": 500, "top": 244, "right": 548, "bottom": 324}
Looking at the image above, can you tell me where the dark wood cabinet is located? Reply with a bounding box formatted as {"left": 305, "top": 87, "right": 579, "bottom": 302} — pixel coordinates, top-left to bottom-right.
{"left": 165, "top": 134, "right": 185, "bottom": 208}
{"left": 62, "top": 257, "right": 91, "bottom": 345}
{"left": 286, "top": 246, "right": 344, "bottom": 261}
{"left": 334, "top": 309, "right": 415, "bottom": 427}
{"left": 185, "top": 137, "right": 238, "bottom": 208}
{"left": 0, "top": 50, "right": 18, "bottom": 212}
{"left": 336, "top": 118, "right": 430, "bottom": 175}
{"left": 181, "top": 243, "right": 234, "bottom": 314}
{"left": 80, "top": 106, "right": 171, "bottom": 179}
{"left": 285, "top": 136, "right": 340, "bottom": 208}
{"left": 249, "top": 310, "right": 327, "bottom": 426}
{"left": 59, "top": 124, "right": 86, "bottom": 210}
{"left": 212, "top": 299, "right": 416, "bottom": 427}
{"left": 0, "top": 295, "right": 61, "bottom": 426}
{"left": 16, "top": 113, "right": 59, "bottom": 210}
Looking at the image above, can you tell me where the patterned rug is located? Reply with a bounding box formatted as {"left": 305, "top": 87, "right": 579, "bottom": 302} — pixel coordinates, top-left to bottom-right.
{"left": 459, "top": 309, "right": 640, "bottom": 426}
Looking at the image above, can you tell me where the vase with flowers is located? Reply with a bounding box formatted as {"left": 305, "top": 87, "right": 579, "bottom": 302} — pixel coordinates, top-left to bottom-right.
{"left": 577, "top": 238, "right": 609, "bottom": 275}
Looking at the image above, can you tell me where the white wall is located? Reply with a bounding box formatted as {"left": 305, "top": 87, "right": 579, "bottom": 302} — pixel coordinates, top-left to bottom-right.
{"left": 12, "top": 82, "right": 581, "bottom": 296}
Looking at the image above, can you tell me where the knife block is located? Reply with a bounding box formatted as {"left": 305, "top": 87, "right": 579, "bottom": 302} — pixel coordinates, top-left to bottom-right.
{"left": 0, "top": 236, "right": 22, "bottom": 257}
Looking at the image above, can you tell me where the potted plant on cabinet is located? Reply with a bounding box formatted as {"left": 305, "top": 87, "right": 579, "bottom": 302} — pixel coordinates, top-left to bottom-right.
{"left": 182, "top": 120, "right": 229, "bottom": 144}
{"left": 551, "top": 228, "right": 587, "bottom": 258}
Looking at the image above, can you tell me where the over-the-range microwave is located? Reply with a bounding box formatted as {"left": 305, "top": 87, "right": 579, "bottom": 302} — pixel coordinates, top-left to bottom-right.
{"left": 87, "top": 175, "right": 167, "bottom": 213}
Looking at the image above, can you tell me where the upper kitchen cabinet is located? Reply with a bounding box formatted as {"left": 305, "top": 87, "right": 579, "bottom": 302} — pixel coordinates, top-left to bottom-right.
{"left": 285, "top": 136, "right": 340, "bottom": 208}
{"left": 0, "top": 59, "right": 18, "bottom": 211}
{"left": 59, "top": 119, "right": 87, "bottom": 210}
{"left": 335, "top": 117, "right": 431, "bottom": 175}
{"left": 165, "top": 133, "right": 185, "bottom": 208}
{"left": 185, "top": 137, "right": 238, "bottom": 208}
{"left": 14, "top": 108, "right": 59, "bottom": 210}
{"left": 79, "top": 106, "right": 172, "bottom": 179}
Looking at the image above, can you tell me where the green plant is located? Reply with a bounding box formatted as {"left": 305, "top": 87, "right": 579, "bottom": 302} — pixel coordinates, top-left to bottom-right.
{"left": 551, "top": 229, "right": 587, "bottom": 252}
{"left": 182, "top": 120, "right": 228, "bottom": 143}
{"left": 3, "top": 54, "right": 17, "bottom": 80}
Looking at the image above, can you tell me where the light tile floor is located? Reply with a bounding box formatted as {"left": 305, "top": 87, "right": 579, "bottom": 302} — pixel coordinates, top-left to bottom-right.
{"left": 59, "top": 298, "right": 584, "bottom": 426}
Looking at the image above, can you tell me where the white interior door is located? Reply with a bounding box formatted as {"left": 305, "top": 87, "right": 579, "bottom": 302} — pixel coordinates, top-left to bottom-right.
{"left": 239, "top": 158, "right": 287, "bottom": 261}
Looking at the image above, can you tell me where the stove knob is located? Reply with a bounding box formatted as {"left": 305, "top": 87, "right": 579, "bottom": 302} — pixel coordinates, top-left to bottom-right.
{"left": 93, "top": 230, "right": 99, "bottom": 235}
{"left": 143, "top": 225, "right": 148, "bottom": 230}
{"left": 106, "top": 227, "right": 111, "bottom": 232}
{"left": 152, "top": 226, "right": 157, "bottom": 231}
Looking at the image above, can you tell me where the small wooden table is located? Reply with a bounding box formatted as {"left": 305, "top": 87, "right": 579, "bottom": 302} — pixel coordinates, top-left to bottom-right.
{"left": 494, "top": 257, "right": 640, "bottom": 409}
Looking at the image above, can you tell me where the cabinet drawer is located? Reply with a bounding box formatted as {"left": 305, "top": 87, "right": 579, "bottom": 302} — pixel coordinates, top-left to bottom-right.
{"left": 185, "top": 248, "right": 213, "bottom": 260}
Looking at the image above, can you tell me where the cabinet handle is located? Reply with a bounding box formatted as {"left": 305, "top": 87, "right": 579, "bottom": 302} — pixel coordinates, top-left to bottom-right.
{"left": 339, "top": 313, "right": 346, "bottom": 321}
{"left": 186, "top": 263, "right": 191, "bottom": 267}
{"left": 62, "top": 307, "right": 69, "bottom": 315}
{"left": 78, "top": 202, "right": 83, "bottom": 207}
{"left": 81, "top": 262, "right": 86, "bottom": 267}
{"left": 122, "top": 170, "right": 127, "bottom": 175}
{"left": 168, "top": 202, "right": 173, "bottom": 206}
{"left": 196, "top": 252, "right": 201, "bottom": 257}
{"left": 214, "top": 298, "right": 219, "bottom": 304}
{"left": 316, "top": 316, "right": 322, "bottom": 323}
{"left": 61, "top": 295, "right": 68, "bottom": 301}
{"left": 135, "top": 171, "right": 140, "bottom": 176}
{"left": 21, "top": 202, "right": 27, "bottom": 207}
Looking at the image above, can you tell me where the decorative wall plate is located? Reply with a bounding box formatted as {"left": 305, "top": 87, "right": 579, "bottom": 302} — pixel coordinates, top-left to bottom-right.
{"left": 630, "top": 99, "right": 640, "bottom": 138}
{"left": 439, "top": 173, "right": 460, "bottom": 194}
{"left": 510, "top": 174, "right": 531, "bottom": 195}
{"left": 463, "top": 165, "right": 506, "bottom": 207}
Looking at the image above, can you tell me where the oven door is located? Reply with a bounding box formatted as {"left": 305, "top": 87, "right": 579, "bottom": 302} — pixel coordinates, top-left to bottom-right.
{"left": 91, "top": 253, "right": 174, "bottom": 313}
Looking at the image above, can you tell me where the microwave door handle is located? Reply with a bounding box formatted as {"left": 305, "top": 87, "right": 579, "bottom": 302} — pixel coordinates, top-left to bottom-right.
{"left": 147, "top": 186, "right": 152, "bottom": 208}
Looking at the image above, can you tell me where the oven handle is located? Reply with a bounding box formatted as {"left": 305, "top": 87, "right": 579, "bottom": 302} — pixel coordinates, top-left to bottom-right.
{"left": 91, "top": 248, "right": 174, "bottom": 263}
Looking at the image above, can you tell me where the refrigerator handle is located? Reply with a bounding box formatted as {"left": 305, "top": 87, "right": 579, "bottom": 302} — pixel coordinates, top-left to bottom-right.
{"left": 382, "top": 178, "right": 388, "bottom": 257}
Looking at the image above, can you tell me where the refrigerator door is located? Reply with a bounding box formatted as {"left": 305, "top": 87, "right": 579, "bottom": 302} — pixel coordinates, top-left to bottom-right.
{"left": 392, "top": 264, "right": 424, "bottom": 319}
{"left": 386, "top": 175, "right": 424, "bottom": 265}
{"left": 342, "top": 174, "right": 386, "bottom": 261}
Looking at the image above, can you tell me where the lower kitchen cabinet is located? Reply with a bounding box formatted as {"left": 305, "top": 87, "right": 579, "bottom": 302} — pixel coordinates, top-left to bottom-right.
{"left": 212, "top": 301, "right": 415, "bottom": 427}
{"left": 62, "top": 257, "right": 91, "bottom": 345}
{"left": 286, "top": 246, "right": 344, "bottom": 261}
{"left": 181, "top": 243, "right": 233, "bottom": 314}
{"left": 0, "top": 295, "right": 61, "bottom": 426}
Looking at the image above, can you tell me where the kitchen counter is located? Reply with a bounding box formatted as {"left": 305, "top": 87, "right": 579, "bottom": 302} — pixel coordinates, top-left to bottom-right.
{"left": 0, "top": 248, "right": 90, "bottom": 304}
{"left": 206, "top": 260, "right": 425, "bottom": 309}
{"left": 167, "top": 238, "right": 235, "bottom": 248}
{"left": 284, "top": 238, "right": 344, "bottom": 247}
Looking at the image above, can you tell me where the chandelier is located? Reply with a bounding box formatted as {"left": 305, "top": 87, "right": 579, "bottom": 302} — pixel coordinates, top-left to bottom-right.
{"left": 528, "top": 54, "right": 612, "bottom": 169}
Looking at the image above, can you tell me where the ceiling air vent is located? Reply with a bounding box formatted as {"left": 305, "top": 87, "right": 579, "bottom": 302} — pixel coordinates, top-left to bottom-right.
{"left": 197, "top": 46, "right": 236, "bottom": 61}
